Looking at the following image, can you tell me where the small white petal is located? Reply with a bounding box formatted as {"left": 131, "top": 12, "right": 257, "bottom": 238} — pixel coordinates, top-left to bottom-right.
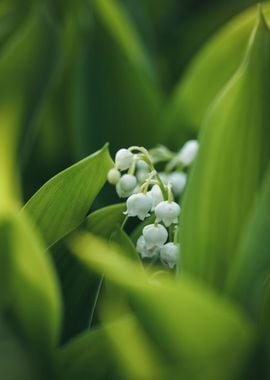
{"left": 168, "top": 172, "right": 187, "bottom": 196}
{"left": 148, "top": 184, "right": 163, "bottom": 211}
{"left": 155, "top": 201, "right": 181, "bottom": 227}
{"left": 178, "top": 140, "right": 199, "bottom": 166}
{"left": 107, "top": 168, "right": 121, "bottom": 185}
{"left": 125, "top": 193, "right": 152, "bottom": 220}
{"left": 115, "top": 149, "right": 134, "bottom": 171}
{"left": 160, "top": 243, "right": 179, "bottom": 268}
{"left": 143, "top": 224, "right": 168, "bottom": 249}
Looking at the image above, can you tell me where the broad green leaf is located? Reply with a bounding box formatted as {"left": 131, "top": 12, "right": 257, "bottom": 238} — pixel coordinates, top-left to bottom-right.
{"left": 70, "top": 232, "right": 255, "bottom": 380}
{"left": 0, "top": 211, "right": 62, "bottom": 356}
{"left": 86, "top": 203, "right": 126, "bottom": 239}
{"left": 226, "top": 167, "right": 270, "bottom": 321}
{"left": 180, "top": 13, "right": 270, "bottom": 288}
{"left": 164, "top": 3, "right": 270, "bottom": 137}
{"left": 24, "top": 145, "right": 113, "bottom": 247}
{"left": 0, "top": 314, "right": 38, "bottom": 379}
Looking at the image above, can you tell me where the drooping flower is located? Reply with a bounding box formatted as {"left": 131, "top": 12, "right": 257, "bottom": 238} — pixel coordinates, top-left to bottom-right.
{"left": 136, "top": 235, "right": 160, "bottom": 258}
{"left": 168, "top": 172, "right": 187, "bottom": 196}
{"left": 148, "top": 184, "right": 163, "bottom": 211}
{"left": 142, "top": 223, "right": 168, "bottom": 249}
{"left": 178, "top": 140, "right": 199, "bottom": 166}
{"left": 107, "top": 168, "right": 121, "bottom": 185}
{"left": 124, "top": 193, "right": 152, "bottom": 220}
{"left": 118, "top": 174, "right": 137, "bottom": 193}
{"left": 160, "top": 242, "right": 179, "bottom": 268}
{"left": 115, "top": 149, "right": 134, "bottom": 170}
{"left": 155, "top": 201, "right": 180, "bottom": 227}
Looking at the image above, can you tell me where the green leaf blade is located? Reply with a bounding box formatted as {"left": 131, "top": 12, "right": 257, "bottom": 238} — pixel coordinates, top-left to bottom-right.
{"left": 181, "top": 12, "right": 270, "bottom": 288}
{"left": 24, "top": 145, "right": 113, "bottom": 247}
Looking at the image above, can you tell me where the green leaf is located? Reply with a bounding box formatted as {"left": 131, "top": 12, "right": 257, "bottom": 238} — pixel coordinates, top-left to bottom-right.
{"left": 0, "top": 314, "right": 38, "bottom": 379}
{"left": 24, "top": 145, "right": 113, "bottom": 247}
{"left": 180, "top": 12, "right": 270, "bottom": 288}
{"left": 226, "top": 166, "right": 270, "bottom": 322}
{"left": 52, "top": 240, "right": 102, "bottom": 341}
{"left": 69, "top": 232, "right": 255, "bottom": 380}
{"left": 56, "top": 325, "right": 112, "bottom": 380}
{"left": 0, "top": 211, "right": 62, "bottom": 356}
{"left": 0, "top": 7, "right": 58, "bottom": 212}
{"left": 70, "top": 0, "right": 163, "bottom": 156}
{"left": 110, "top": 227, "right": 141, "bottom": 263}
{"left": 164, "top": 3, "right": 270, "bottom": 136}
{"left": 56, "top": 314, "right": 165, "bottom": 380}
{"left": 86, "top": 203, "right": 126, "bottom": 239}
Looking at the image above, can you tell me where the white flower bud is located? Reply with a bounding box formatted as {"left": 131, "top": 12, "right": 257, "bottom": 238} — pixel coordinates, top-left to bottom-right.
{"left": 158, "top": 172, "right": 168, "bottom": 184}
{"left": 160, "top": 242, "right": 179, "bottom": 268}
{"left": 115, "top": 149, "right": 134, "bottom": 170}
{"left": 107, "top": 168, "right": 121, "bottom": 185}
{"left": 137, "top": 169, "right": 150, "bottom": 184}
{"left": 118, "top": 174, "right": 137, "bottom": 193}
{"left": 155, "top": 201, "right": 180, "bottom": 227}
{"left": 124, "top": 193, "right": 152, "bottom": 220}
{"left": 168, "top": 172, "right": 187, "bottom": 196}
{"left": 136, "top": 160, "right": 149, "bottom": 171}
{"left": 136, "top": 235, "right": 160, "bottom": 258}
{"left": 116, "top": 182, "right": 133, "bottom": 198}
{"left": 143, "top": 223, "right": 168, "bottom": 249}
{"left": 148, "top": 184, "right": 163, "bottom": 211}
{"left": 178, "top": 140, "right": 199, "bottom": 166}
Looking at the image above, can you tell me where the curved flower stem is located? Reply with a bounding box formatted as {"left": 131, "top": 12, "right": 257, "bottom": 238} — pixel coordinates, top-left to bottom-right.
{"left": 121, "top": 215, "right": 129, "bottom": 230}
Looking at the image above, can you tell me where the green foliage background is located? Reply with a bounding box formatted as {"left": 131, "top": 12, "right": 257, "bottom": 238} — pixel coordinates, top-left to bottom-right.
{"left": 1, "top": 0, "right": 270, "bottom": 379}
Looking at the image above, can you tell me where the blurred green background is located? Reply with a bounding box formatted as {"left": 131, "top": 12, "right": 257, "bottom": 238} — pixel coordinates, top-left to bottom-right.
{"left": 1, "top": 0, "right": 262, "bottom": 202}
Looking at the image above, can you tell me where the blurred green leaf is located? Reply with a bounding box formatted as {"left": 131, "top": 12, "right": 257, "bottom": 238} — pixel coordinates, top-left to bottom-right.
{"left": 0, "top": 7, "right": 59, "bottom": 211}
{"left": 70, "top": 0, "right": 163, "bottom": 155}
{"left": 56, "top": 314, "right": 165, "bottom": 380}
{"left": 226, "top": 166, "right": 270, "bottom": 320}
{"left": 86, "top": 203, "right": 126, "bottom": 239}
{"left": 0, "top": 314, "right": 38, "bottom": 379}
{"left": 70, "top": 232, "right": 255, "bottom": 380}
{"left": 164, "top": 2, "right": 270, "bottom": 137}
{"left": 24, "top": 145, "right": 113, "bottom": 247}
{"left": 56, "top": 324, "right": 112, "bottom": 379}
{"left": 180, "top": 12, "right": 270, "bottom": 288}
{"left": 110, "top": 227, "right": 141, "bottom": 263}
{"left": 0, "top": 211, "right": 62, "bottom": 357}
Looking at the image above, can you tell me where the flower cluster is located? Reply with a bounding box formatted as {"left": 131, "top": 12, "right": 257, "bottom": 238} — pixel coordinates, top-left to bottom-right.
{"left": 107, "top": 141, "right": 199, "bottom": 269}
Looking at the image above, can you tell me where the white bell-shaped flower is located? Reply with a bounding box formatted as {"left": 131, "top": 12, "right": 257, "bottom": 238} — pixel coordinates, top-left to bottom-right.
{"left": 148, "top": 184, "right": 163, "bottom": 211}
{"left": 118, "top": 174, "right": 137, "bottom": 193}
{"left": 124, "top": 193, "right": 152, "bottom": 220}
{"left": 143, "top": 223, "right": 168, "bottom": 249}
{"left": 107, "top": 168, "right": 121, "bottom": 185}
{"left": 178, "top": 140, "right": 199, "bottom": 166}
{"left": 168, "top": 172, "right": 187, "bottom": 196}
{"left": 155, "top": 201, "right": 180, "bottom": 227}
{"left": 136, "top": 235, "right": 160, "bottom": 258}
{"left": 115, "top": 149, "right": 134, "bottom": 171}
{"left": 160, "top": 242, "right": 179, "bottom": 268}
